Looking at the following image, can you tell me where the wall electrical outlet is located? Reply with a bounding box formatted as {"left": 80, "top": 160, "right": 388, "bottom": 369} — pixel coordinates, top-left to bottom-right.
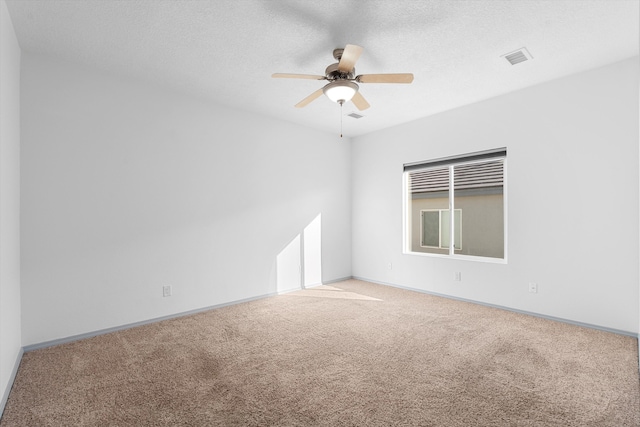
{"left": 528, "top": 282, "right": 538, "bottom": 293}
{"left": 163, "top": 285, "right": 172, "bottom": 297}
{"left": 388, "top": 262, "right": 393, "bottom": 270}
{"left": 454, "top": 272, "right": 462, "bottom": 281}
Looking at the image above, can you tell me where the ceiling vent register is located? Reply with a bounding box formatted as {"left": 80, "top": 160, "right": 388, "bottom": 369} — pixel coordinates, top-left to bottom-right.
{"left": 502, "top": 47, "right": 533, "bottom": 65}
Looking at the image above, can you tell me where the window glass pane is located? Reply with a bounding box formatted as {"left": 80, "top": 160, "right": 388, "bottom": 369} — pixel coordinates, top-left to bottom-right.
{"left": 453, "top": 160, "right": 504, "bottom": 258}
{"left": 439, "top": 209, "right": 462, "bottom": 250}
{"left": 440, "top": 210, "right": 450, "bottom": 249}
{"left": 409, "top": 167, "right": 449, "bottom": 254}
{"left": 421, "top": 211, "right": 440, "bottom": 247}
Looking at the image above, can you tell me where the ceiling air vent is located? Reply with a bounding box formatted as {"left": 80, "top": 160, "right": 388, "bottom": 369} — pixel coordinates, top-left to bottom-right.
{"left": 347, "top": 112, "right": 364, "bottom": 119}
{"left": 502, "top": 47, "right": 533, "bottom": 65}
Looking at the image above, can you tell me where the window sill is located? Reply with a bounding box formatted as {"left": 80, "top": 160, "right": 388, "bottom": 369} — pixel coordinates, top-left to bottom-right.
{"left": 403, "top": 250, "right": 507, "bottom": 264}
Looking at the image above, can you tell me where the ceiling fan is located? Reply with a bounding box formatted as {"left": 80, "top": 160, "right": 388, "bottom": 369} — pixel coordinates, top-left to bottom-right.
{"left": 272, "top": 44, "right": 414, "bottom": 111}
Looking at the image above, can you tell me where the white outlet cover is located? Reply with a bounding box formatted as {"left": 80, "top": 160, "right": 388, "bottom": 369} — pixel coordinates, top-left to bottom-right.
{"left": 528, "top": 283, "right": 538, "bottom": 293}
{"left": 163, "top": 285, "right": 172, "bottom": 297}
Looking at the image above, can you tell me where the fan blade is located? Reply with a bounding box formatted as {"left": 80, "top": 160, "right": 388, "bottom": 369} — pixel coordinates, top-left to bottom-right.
{"left": 295, "top": 88, "right": 324, "bottom": 108}
{"left": 338, "top": 44, "right": 363, "bottom": 72}
{"left": 357, "top": 73, "right": 414, "bottom": 84}
{"left": 351, "top": 91, "right": 370, "bottom": 111}
{"left": 272, "top": 73, "right": 326, "bottom": 80}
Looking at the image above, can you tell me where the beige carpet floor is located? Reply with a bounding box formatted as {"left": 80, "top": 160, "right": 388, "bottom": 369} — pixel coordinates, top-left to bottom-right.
{"left": 1, "top": 279, "right": 639, "bottom": 426}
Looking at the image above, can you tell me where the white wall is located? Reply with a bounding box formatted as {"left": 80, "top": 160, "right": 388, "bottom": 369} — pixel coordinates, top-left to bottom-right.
{"left": 352, "top": 58, "right": 640, "bottom": 334}
{"left": 0, "top": 0, "right": 22, "bottom": 412}
{"left": 20, "top": 53, "right": 352, "bottom": 346}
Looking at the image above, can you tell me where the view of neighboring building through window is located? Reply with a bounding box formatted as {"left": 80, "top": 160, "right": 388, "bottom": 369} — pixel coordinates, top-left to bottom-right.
{"left": 404, "top": 149, "right": 506, "bottom": 260}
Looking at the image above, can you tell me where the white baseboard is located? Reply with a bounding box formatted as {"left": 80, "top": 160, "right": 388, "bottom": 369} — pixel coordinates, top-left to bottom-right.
{"left": 321, "top": 276, "right": 353, "bottom": 285}
{"left": 23, "top": 292, "right": 278, "bottom": 353}
{"left": 0, "top": 347, "right": 24, "bottom": 419}
{"left": 19, "top": 275, "right": 638, "bottom": 375}
{"left": 23, "top": 276, "right": 354, "bottom": 353}
{"left": 352, "top": 276, "right": 638, "bottom": 338}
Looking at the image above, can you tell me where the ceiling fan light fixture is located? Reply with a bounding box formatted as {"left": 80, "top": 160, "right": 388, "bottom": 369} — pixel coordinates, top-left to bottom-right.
{"left": 323, "top": 80, "right": 358, "bottom": 104}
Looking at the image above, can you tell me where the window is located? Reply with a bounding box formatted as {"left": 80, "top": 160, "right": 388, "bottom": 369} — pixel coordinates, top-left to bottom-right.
{"left": 404, "top": 148, "right": 506, "bottom": 261}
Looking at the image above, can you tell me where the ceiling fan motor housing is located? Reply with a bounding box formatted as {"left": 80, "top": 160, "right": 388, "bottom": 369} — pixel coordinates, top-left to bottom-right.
{"left": 325, "top": 63, "right": 355, "bottom": 81}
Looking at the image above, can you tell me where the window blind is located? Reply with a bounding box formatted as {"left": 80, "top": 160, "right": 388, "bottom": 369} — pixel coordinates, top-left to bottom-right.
{"left": 405, "top": 148, "right": 506, "bottom": 195}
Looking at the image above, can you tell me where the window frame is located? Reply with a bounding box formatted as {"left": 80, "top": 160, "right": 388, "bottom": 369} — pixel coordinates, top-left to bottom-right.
{"left": 403, "top": 149, "right": 507, "bottom": 264}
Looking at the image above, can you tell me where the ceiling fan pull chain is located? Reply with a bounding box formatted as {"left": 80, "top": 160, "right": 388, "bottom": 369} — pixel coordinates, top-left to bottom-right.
{"left": 340, "top": 101, "right": 343, "bottom": 138}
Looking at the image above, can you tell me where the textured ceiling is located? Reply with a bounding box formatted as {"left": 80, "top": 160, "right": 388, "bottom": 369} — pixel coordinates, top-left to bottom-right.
{"left": 5, "top": 0, "right": 640, "bottom": 137}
